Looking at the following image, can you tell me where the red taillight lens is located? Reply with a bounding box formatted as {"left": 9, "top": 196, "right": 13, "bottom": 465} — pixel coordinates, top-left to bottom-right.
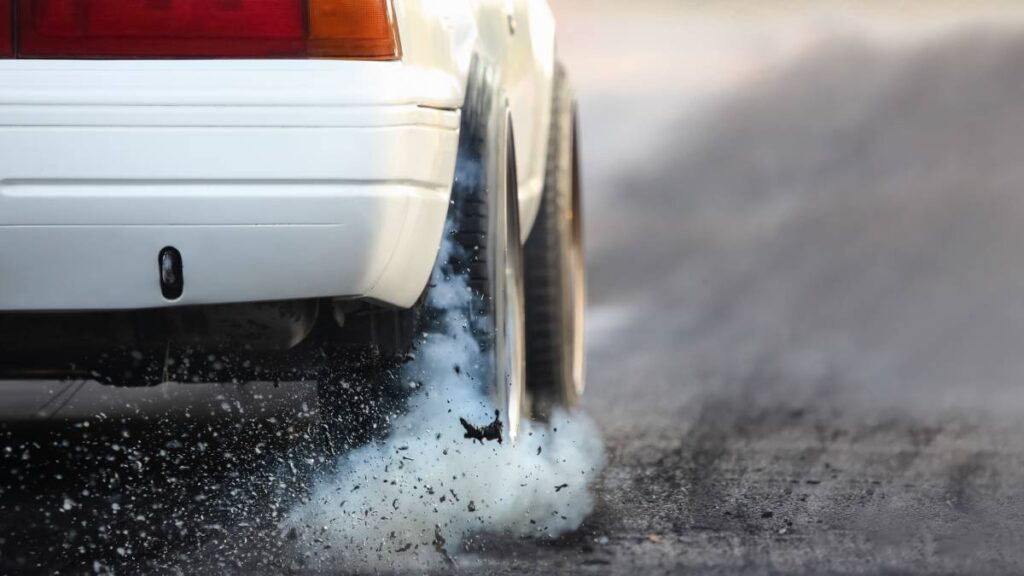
{"left": 18, "top": 0, "right": 306, "bottom": 58}
{"left": 14, "top": 0, "right": 400, "bottom": 59}
{"left": 0, "top": 0, "right": 12, "bottom": 58}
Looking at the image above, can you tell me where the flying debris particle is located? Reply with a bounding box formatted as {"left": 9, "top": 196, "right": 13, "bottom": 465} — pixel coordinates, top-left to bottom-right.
{"left": 555, "top": 484, "right": 569, "bottom": 493}
{"left": 467, "top": 501, "right": 477, "bottom": 513}
{"left": 433, "top": 525, "right": 458, "bottom": 569}
{"left": 459, "top": 410, "right": 503, "bottom": 444}
{"left": 537, "top": 446, "right": 542, "bottom": 456}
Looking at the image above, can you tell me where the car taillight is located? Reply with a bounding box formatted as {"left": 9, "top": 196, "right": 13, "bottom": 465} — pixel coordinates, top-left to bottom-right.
{"left": 308, "top": 0, "right": 399, "bottom": 59}
{"left": 0, "top": 0, "right": 12, "bottom": 58}
{"left": 14, "top": 0, "right": 400, "bottom": 59}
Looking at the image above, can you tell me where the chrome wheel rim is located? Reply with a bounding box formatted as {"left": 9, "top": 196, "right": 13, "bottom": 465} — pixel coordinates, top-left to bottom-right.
{"left": 492, "top": 112, "right": 526, "bottom": 442}
{"left": 568, "top": 109, "right": 586, "bottom": 398}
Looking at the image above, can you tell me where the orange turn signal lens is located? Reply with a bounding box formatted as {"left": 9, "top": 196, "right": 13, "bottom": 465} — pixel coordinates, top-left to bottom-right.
{"left": 308, "top": 0, "right": 400, "bottom": 60}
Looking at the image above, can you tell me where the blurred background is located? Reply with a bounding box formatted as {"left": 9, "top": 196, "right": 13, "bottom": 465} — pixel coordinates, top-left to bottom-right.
{"left": 554, "top": 0, "right": 1024, "bottom": 420}
{"left": 545, "top": 0, "right": 1024, "bottom": 571}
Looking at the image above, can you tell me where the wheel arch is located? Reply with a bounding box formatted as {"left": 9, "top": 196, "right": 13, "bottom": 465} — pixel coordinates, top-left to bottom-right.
{"left": 397, "top": 1, "right": 557, "bottom": 243}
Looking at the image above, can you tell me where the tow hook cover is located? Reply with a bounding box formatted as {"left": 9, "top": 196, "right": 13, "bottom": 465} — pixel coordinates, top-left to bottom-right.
{"left": 159, "top": 247, "right": 184, "bottom": 300}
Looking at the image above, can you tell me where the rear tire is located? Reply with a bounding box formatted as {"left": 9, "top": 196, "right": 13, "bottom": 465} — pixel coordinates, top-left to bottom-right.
{"left": 524, "top": 64, "right": 586, "bottom": 417}
{"left": 450, "top": 106, "right": 527, "bottom": 442}
{"left": 317, "top": 58, "right": 529, "bottom": 446}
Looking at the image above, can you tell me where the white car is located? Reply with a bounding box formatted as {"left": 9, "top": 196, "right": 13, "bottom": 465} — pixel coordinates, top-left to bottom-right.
{"left": 0, "top": 0, "right": 584, "bottom": 440}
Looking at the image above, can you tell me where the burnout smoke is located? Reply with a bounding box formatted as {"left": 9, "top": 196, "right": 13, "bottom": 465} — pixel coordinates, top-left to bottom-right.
{"left": 284, "top": 239, "right": 606, "bottom": 569}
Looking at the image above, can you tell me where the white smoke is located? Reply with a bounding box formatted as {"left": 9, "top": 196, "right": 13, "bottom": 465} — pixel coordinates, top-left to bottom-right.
{"left": 283, "top": 242, "right": 606, "bottom": 571}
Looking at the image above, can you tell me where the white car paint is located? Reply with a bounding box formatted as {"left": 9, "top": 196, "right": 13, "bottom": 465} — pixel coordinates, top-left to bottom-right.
{"left": 0, "top": 0, "right": 556, "bottom": 311}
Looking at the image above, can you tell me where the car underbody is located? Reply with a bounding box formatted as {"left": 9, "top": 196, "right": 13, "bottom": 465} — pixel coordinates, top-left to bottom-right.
{"left": 0, "top": 297, "right": 419, "bottom": 386}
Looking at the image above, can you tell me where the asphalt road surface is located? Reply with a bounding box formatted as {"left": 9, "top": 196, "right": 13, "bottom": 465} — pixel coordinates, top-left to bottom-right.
{"left": 5, "top": 18, "right": 1024, "bottom": 576}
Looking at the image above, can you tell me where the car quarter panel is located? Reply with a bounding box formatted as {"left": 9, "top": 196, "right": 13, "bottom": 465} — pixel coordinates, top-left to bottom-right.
{"left": 398, "top": 0, "right": 556, "bottom": 238}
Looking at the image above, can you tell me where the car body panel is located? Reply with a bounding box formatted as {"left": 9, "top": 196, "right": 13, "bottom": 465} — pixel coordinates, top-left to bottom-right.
{"left": 0, "top": 0, "right": 556, "bottom": 311}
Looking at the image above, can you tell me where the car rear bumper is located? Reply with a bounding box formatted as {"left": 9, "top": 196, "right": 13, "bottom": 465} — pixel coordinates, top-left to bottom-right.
{"left": 0, "top": 61, "right": 461, "bottom": 311}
